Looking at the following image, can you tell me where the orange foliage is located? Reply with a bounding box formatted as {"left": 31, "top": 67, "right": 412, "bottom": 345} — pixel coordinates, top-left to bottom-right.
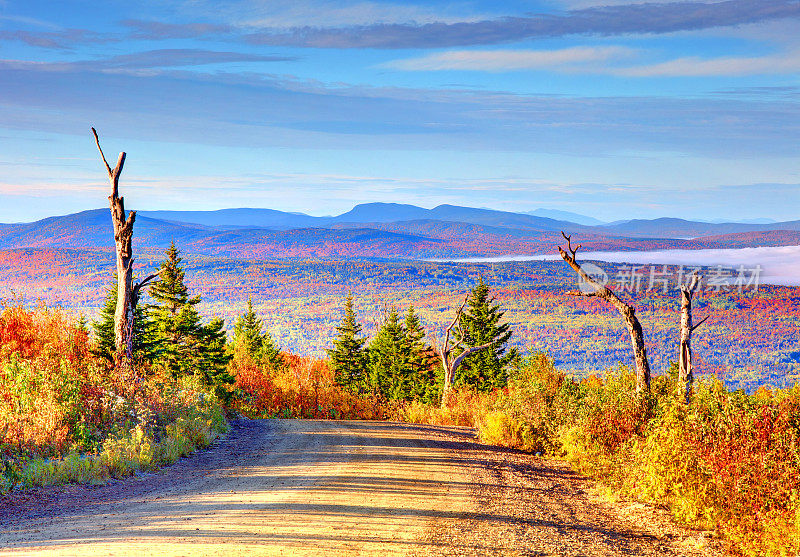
{"left": 0, "top": 300, "right": 197, "bottom": 460}
{"left": 232, "top": 353, "right": 385, "bottom": 420}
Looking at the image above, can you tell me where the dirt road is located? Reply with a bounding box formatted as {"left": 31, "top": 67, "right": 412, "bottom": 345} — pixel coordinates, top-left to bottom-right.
{"left": 0, "top": 419, "right": 726, "bottom": 556}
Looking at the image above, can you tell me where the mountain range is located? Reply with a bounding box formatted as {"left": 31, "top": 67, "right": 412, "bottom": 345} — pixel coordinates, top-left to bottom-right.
{"left": 1, "top": 203, "right": 798, "bottom": 260}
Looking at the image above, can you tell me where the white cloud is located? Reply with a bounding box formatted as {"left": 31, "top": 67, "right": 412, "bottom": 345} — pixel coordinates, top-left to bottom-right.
{"left": 556, "top": 0, "right": 698, "bottom": 7}
{"left": 181, "top": 0, "right": 490, "bottom": 28}
{"left": 440, "top": 246, "right": 800, "bottom": 286}
{"left": 615, "top": 50, "right": 800, "bottom": 77}
{"left": 383, "top": 46, "right": 634, "bottom": 72}
{"left": 385, "top": 45, "right": 800, "bottom": 78}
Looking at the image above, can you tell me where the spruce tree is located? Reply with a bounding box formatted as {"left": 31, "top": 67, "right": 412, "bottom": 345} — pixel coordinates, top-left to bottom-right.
{"left": 404, "top": 305, "right": 440, "bottom": 403}
{"left": 148, "top": 243, "right": 203, "bottom": 377}
{"left": 326, "top": 294, "right": 367, "bottom": 391}
{"left": 367, "top": 307, "right": 412, "bottom": 400}
{"left": 232, "top": 298, "right": 283, "bottom": 370}
{"left": 93, "top": 275, "right": 157, "bottom": 362}
{"left": 455, "top": 277, "right": 519, "bottom": 391}
{"left": 196, "top": 317, "right": 234, "bottom": 400}
{"left": 148, "top": 242, "right": 231, "bottom": 389}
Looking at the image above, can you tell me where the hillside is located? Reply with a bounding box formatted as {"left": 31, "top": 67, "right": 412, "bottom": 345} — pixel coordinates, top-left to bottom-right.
{"left": 602, "top": 217, "right": 800, "bottom": 238}
{"left": 3, "top": 204, "right": 799, "bottom": 261}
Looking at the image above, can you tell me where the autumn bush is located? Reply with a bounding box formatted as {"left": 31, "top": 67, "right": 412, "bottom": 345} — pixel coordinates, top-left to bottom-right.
{"left": 231, "top": 352, "right": 386, "bottom": 420}
{"left": 462, "top": 353, "right": 800, "bottom": 556}
{"left": 397, "top": 388, "right": 496, "bottom": 427}
{"left": 0, "top": 301, "right": 227, "bottom": 492}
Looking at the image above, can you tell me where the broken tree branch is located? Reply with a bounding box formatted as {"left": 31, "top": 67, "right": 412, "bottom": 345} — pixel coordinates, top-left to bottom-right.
{"left": 558, "top": 231, "right": 651, "bottom": 393}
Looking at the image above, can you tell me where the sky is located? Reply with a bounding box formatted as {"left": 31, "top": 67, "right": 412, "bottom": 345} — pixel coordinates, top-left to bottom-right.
{"left": 0, "top": 0, "right": 798, "bottom": 223}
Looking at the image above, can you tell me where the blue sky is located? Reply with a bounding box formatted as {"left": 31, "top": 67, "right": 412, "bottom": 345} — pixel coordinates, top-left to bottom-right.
{"left": 0, "top": 0, "right": 798, "bottom": 223}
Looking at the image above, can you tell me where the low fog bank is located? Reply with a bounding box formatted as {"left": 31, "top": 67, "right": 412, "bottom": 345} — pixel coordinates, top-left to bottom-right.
{"left": 434, "top": 245, "right": 800, "bottom": 286}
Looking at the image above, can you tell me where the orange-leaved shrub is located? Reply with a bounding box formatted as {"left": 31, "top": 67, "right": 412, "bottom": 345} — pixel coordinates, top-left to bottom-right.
{"left": 231, "top": 352, "right": 386, "bottom": 420}
{"left": 1, "top": 300, "right": 227, "bottom": 491}
{"left": 397, "top": 388, "right": 497, "bottom": 427}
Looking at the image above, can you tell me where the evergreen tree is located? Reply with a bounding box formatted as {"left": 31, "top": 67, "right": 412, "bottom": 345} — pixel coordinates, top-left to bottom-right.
{"left": 455, "top": 277, "right": 519, "bottom": 391}
{"left": 232, "top": 298, "right": 283, "bottom": 370}
{"left": 76, "top": 314, "right": 89, "bottom": 335}
{"left": 196, "top": 317, "right": 234, "bottom": 400}
{"left": 367, "top": 307, "right": 413, "bottom": 400}
{"left": 148, "top": 242, "right": 203, "bottom": 377}
{"left": 326, "top": 293, "right": 367, "bottom": 391}
{"left": 404, "top": 305, "right": 440, "bottom": 403}
{"left": 148, "top": 242, "right": 231, "bottom": 389}
{"left": 92, "top": 275, "right": 157, "bottom": 362}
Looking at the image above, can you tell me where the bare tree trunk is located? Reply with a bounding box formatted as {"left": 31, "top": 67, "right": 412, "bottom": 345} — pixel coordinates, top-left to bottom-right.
{"left": 678, "top": 274, "right": 707, "bottom": 403}
{"left": 433, "top": 295, "right": 493, "bottom": 407}
{"left": 558, "top": 232, "right": 651, "bottom": 393}
{"left": 92, "top": 128, "right": 158, "bottom": 363}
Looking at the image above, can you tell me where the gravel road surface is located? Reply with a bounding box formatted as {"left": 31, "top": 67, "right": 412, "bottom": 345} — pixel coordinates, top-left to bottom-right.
{"left": 0, "top": 419, "right": 727, "bottom": 556}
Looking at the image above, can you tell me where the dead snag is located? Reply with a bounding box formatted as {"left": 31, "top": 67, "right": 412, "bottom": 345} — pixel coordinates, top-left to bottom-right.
{"left": 557, "top": 232, "right": 651, "bottom": 393}
{"left": 92, "top": 128, "right": 158, "bottom": 362}
{"left": 431, "top": 294, "right": 493, "bottom": 407}
{"left": 678, "top": 273, "right": 708, "bottom": 403}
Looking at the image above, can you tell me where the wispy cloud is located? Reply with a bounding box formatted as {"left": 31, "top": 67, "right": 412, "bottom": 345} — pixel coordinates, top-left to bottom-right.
{"left": 232, "top": 0, "right": 489, "bottom": 28}
{"left": 0, "top": 28, "right": 115, "bottom": 49}
{"left": 122, "top": 20, "right": 235, "bottom": 40}
{"left": 386, "top": 47, "right": 800, "bottom": 77}
{"left": 382, "top": 46, "right": 634, "bottom": 71}
{"left": 240, "top": 0, "right": 800, "bottom": 49}
{"left": 613, "top": 50, "right": 800, "bottom": 77}
{"left": 109, "top": 0, "right": 800, "bottom": 49}
{"left": 0, "top": 63, "right": 795, "bottom": 158}
{"left": 0, "top": 49, "right": 295, "bottom": 72}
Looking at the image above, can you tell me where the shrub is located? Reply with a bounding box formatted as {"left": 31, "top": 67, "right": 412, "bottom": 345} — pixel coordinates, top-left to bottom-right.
{"left": 470, "top": 353, "right": 800, "bottom": 556}
{"left": 0, "top": 301, "right": 228, "bottom": 492}
{"left": 231, "top": 352, "right": 385, "bottom": 420}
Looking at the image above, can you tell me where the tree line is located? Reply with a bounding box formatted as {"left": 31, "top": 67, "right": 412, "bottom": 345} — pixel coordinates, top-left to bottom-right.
{"left": 327, "top": 277, "right": 518, "bottom": 404}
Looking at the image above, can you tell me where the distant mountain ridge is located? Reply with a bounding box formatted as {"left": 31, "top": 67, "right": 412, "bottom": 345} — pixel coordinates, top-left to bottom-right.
{"left": 1, "top": 203, "right": 797, "bottom": 260}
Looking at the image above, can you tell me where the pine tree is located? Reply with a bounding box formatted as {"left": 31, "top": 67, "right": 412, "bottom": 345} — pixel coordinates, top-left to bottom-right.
{"left": 455, "top": 277, "right": 519, "bottom": 391}
{"left": 148, "top": 242, "right": 203, "bottom": 376}
{"left": 404, "top": 305, "right": 440, "bottom": 403}
{"left": 148, "top": 242, "right": 231, "bottom": 388}
{"left": 367, "top": 307, "right": 413, "bottom": 400}
{"left": 326, "top": 294, "right": 367, "bottom": 391}
{"left": 196, "top": 317, "right": 233, "bottom": 400}
{"left": 93, "top": 275, "right": 157, "bottom": 362}
{"left": 232, "top": 298, "right": 283, "bottom": 370}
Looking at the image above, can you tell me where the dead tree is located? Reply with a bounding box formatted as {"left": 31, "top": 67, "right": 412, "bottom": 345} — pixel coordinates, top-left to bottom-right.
{"left": 92, "top": 128, "right": 158, "bottom": 362}
{"left": 432, "top": 294, "right": 493, "bottom": 407}
{"left": 558, "top": 232, "right": 651, "bottom": 393}
{"left": 678, "top": 273, "right": 708, "bottom": 403}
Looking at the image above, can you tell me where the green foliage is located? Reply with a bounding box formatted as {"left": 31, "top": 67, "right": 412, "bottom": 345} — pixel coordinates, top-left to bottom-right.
{"left": 147, "top": 242, "right": 231, "bottom": 389}
{"left": 367, "top": 307, "right": 411, "bottom": 400}
{"left": 92, "top": 275, "right": 158, "bottom": 363}
{"left": 404, "top": 306, "right": 440, "bottom": 404}
{"left": 365, "top": 305, "right": 439, "bottom": 401}
{"left": 327, "top": 293, "right": 368, "bottom": 391}
{"left": 232, "top": 298, "right": 283, "bottom": 371}
{"left": 455, "top": 277, "right": 519, "bottom": 391}
{"left": 197, "top": 317, "right": 234, "bottom": 401}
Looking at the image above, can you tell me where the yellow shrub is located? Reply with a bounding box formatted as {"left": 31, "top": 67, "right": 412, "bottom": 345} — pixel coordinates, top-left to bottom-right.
{"left": 479, "top": 411, "right": 524, "bottom": 448}
{"left": 626, "top": 402, "right": 717, "bottom": 527}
